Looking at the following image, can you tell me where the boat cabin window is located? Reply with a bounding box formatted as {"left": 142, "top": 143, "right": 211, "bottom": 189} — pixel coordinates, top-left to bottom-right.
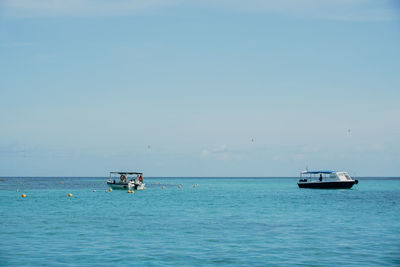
{"left": 329, "top": 173, "right": 337, "bottom": 179}
{"left": 344, "top": 173, "right": 352, "bottom": 180}
{"left": 337, "top": 172, "right": 351, "bottom": 181}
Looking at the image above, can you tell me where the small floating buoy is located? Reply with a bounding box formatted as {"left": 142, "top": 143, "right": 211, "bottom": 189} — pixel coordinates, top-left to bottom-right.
{"left": 109, "top": 188, "right": 112, "bottom": 192}
{"left": 143, "top": 187, "right": 146, "bottom": 189}
{"left": 21, "top": 194, "right": 26, "bottom": 198}
{"left": 178, "top": 185, "right": 182, "bottom": 188}
{"left": 68, "top": 193, "right": 73, "bottom": 197}
{"left": 128, "top": 190, "right": 135, "bottom": 194}
{"left": 93, "top": 190, "right": 96, "bottom": 192}
{"left": 161, "top": 186, "right": 165, "bottom": 189}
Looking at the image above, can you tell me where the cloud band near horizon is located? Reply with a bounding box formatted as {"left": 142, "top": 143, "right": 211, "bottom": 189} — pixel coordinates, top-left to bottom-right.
{"left": 2, "top": 0, "right": 399, "bottom": 21}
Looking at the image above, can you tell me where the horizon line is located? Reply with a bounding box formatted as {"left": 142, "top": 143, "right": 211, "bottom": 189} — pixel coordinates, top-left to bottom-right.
{"left": 2, "top": 176, "right": 400, "bottom": 179}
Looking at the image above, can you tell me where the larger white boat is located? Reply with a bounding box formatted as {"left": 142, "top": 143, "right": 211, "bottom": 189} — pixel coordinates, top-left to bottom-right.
{"left": 298, "top": 171, "right": 358, "bottom": 189}
{"left": 107, "top": 172, "right": 145, "bottom": 190}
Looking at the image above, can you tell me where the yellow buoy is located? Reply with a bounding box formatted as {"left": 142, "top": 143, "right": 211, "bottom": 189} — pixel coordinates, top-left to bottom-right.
{"left": 161, "top": 186, "right": 165, "bottom": 189}
{"left": 143, "top": 187, "right": 146, "bottom": 189}
{"left": 109, "top": 188, "right": 112, "bottom": 192}
{"left": 68, "top": 193, "right": 73, "bottom": 197}
{"left": 178, "top": 185, "right": 182, "bottom": 188}
{"left": 21, "top": 194, "right": 27, "bottom": 198}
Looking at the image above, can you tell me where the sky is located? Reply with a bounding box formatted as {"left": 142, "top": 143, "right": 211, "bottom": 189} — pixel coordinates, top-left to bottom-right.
{"left": 0, "top": 0, "right": 399, "bottom": 177}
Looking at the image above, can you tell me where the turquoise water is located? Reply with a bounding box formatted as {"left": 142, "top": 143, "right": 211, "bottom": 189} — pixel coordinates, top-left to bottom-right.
{"left": 1, "top": 177, "right": 399, "bottom": 266}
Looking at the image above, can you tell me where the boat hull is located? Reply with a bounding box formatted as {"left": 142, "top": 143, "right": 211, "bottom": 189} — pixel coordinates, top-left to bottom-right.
{"left": 107, "top": 182, "right": 129, "bottom": 189}
{"left": 298, "top": 181, "right": 357, "bottom": 189}
{"left": 107, "top": 181, "right": 145, "bottom": 190}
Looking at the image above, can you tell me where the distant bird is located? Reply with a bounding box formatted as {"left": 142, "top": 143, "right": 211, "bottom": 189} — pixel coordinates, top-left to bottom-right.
{"left": 251, "top": 138, "right": 254, "bottom": 142}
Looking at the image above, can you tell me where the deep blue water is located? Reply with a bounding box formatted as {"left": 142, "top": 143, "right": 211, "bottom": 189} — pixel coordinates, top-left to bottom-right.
{"left": 1, "top": 177, "right": 399, "bottom": 266}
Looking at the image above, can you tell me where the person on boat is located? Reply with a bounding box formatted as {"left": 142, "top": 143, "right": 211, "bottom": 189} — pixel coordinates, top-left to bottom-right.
{"left": 120, "top": 175, "right": 127, "bottom": 183}
{"left": 319, "top": 174, "right": 323, "bottom": 181}
{"left": 139, "top": 175, "right": 143, "bottom": 183}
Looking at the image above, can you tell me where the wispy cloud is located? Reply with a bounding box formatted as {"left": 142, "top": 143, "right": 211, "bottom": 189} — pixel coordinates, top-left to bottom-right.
{"left": 201, "top": 144, "right": 241, "bottom": 161}
{"left": 371, "top": 144, "right": 385, "bottom": 152}
{"left": 0, "top": 143, "right": 74, "bottom": 159}
{"left": 2, "top": 0, "right": 398, "bottom": 21}
{"left": 0, "top": 42, "right": 35, "bottom": 47}
{"left": 217, "top": 0, "right": 399, "bottom": 21}
{"left": 1, "top": 0, "right": 183, "bottom": 17}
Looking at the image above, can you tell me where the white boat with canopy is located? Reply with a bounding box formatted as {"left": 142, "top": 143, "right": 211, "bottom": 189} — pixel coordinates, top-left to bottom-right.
{"left": 107, "top": 172, "right": 145, "bottom": 190}
{"left": 298, "top": 170, "right": 358, "bottom": 189}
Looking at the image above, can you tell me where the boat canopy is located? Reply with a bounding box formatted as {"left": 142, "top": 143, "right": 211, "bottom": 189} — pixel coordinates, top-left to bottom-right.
{"left": 110, "top": 172, "right": 143, "bottom": 175}
{"left": 301, "top": 171, "right": 335, "bottom": 174}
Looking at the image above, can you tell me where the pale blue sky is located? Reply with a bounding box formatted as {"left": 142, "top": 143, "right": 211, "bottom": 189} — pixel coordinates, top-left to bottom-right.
{"left": 1, "top": 0, "right": 399, "bottom": 177}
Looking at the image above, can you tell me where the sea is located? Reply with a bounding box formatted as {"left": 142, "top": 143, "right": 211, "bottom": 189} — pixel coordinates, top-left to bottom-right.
{"left": 0, "top": 177, "right": 399, "bottom": 266}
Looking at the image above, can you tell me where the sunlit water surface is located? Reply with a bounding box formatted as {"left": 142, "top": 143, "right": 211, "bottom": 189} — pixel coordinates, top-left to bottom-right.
{"left": 1, "top": 177, "right": 399, "bottom": 266}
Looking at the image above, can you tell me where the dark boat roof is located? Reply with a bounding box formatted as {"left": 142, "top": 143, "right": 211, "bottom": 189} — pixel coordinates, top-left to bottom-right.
{"left": 302, "top": 171, "right": 335, "bottom": 174}
{"left": 110, "top": 172, "right": 143, "bottom": 175}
